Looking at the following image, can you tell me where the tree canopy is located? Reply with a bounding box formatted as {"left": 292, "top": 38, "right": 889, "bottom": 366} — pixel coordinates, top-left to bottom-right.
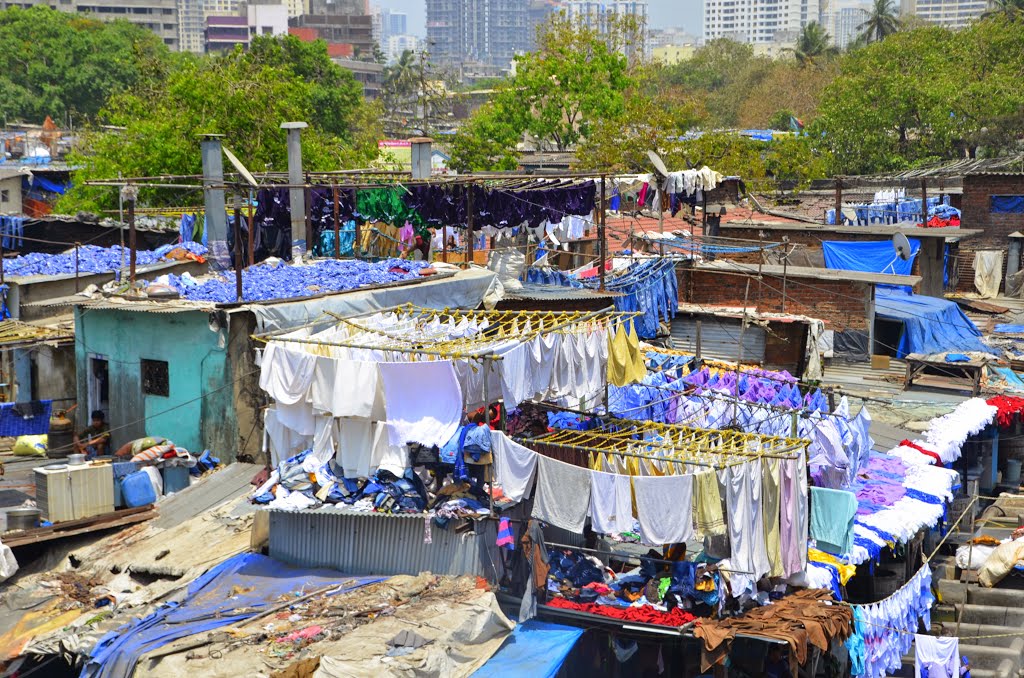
{"left": 59, "top": 37, "right": 380, "bottom": 212}
{"left": 0, "top": 5, "right": 170, "bottom": 124}
{"left": 814, "top": 16, "right": 1024, "bottom": 174}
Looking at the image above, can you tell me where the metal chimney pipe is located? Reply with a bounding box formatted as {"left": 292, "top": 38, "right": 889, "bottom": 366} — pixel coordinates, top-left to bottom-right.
{"left": 281, "top": 121, "right": 308, "bottom": 258}
{"left": 200, "top": 134, "right": 230, "bottom": 270}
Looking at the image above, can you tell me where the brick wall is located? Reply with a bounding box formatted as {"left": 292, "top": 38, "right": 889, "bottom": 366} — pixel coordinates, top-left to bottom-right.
{"left": 956, "top": 174, "right": 1024, "bottom": 293}
{"left": 678, "top": 268, "right": 872, "bottom": 331}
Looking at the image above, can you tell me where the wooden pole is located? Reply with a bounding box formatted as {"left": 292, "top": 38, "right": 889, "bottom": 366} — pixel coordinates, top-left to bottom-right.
{"left": 920, "top": 178, "right": 928, "bottom": 226}
{"left": 332, "top": 184, "right": 341, "bottom": 259}
{"left": 304, "top": 183, "right": 313, "bottom": 257}
{"left": 599, "top": 174, "right": 607, "bottom": 291}
{"left": 128, "top": 195, "right": 137, "bottom": 285}
{"left": 834, "top": 178, "right": 843, "bottom": 225}
{"left": 466, "top": 185, "right": 475, "bottom": 267}
{"left": 351, "top": 188, "right": 360, "bottom": 260}
{"left": 74, "top": 243, "right": 80, "bottom": 293}
{"left": 233, "top": 205, "right": 243, "bottom": 302}
{"left": 247, "top": 190, "right": 255, "bottom": 267}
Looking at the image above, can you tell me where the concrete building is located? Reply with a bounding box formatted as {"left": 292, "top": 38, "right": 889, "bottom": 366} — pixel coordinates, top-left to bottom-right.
{"left": 821, "top": 0, "right": 869, "bottom": 49}
{"left": 900, "top": 0, "right": 989, "bottom": 29}
{"left": 247, "top": 2, "right": 289, "bottom": 36}
{"left": 426, "top": 0, "right": 529, "bottom": 69}
{"left": 0, "top": 0, "right": 180, "bottom": 49}
{"left": 0, "top": 170, "right": 24, "bottom": 217}
{"left": 205, "top": 14, "right": 250, "bottom": 50}
{"left": 333, "top": 57, "right": 385, "bottom": 98}
{"left": 290, "top": 0, "right": 373, "bottom": 57}
{"left": 703, "top": 0, "right": 819, "bottom": 46}
{"left": 385, "top": 33, "right": 419, "bottom": 61}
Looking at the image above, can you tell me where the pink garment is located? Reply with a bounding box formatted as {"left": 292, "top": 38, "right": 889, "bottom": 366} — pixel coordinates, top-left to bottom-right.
{"left": 398, "top": 221, "right": 415, "bottom": 251}
{"left": 780, "top": 455, "right": 809, "bottom": 577}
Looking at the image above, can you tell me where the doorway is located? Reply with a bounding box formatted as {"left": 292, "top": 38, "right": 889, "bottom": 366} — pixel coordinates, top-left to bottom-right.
{"left": 88, "top": 355, "right": 109, "bottom": 419}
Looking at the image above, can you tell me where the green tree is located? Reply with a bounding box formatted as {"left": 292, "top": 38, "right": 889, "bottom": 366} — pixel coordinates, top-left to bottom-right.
{"left": 59, "top": 39, "right": 379, "bottom": 212}
{"left": 0, "top": 6, "right": 170, "bottom": 124}
{"left": 983, "top": 0, "right": 1024, "bottom": 19}
{"left": 787, "top": 22, "right": 838, "bottom": 67}
{"left": 857, "top": 0, "right": 901, "bottom": 43}
{"left": 245, "top": 34, "right": 365, "bottom": 139}
{"left": 814, "top": 17, "right": 1024, "bottom": 174}
{"left": 448, "top": 13, "right": 633, "bottom": 169}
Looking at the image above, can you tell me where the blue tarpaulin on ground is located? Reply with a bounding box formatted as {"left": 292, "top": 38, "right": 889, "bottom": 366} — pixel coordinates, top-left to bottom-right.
{"left": 82, "top": 553, "right": 384, "bottom": 678}
{"left": 875, "top": 289, "right": 989, "bottom": 357}
{"left": 472, "top": 620, "right": 584, "bottom": 678}
{"left": 822, "top": 239, "right": 919, "bottom": 277}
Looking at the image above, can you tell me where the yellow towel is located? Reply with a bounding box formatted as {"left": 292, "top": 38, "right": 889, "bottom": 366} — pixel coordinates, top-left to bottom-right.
{"left": 694, "top": 469, "right": 727, "bottom": 536}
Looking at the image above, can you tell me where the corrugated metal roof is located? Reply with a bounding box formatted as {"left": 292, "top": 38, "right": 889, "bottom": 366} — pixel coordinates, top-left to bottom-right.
{"left": 0, "top": 319, "right": 74, "bottom": 347}
{"left": 506, "top": 282, "right": 620, "bottom": 301}
{"left": 30, "top": 296, "right": 215, "bottom": 313}
{"left": 267, "top": 508, "right": 490, "bottom": 578}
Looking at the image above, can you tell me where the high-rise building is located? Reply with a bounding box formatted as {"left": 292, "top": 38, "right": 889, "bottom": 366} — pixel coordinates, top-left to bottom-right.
{"left": 820, "top": 0, "right": 869, "bottom": 48}
{"left": 386, "top": 33, "right": 419, "bottom": 60}
{"left": 426, "top": 0, "right": 530, "bottom": 69}
{"left": 1, "top": 0, "right": 180, "bottom": 49}
{"left": 290, "top": 0, "right": 374, "bottom": 57}
{"left": 703, "top": 0, "right": 819, "bottom": 45}
{"left": 371, "top": 5, "right": 407, "bottom": 46}
{"left": 564, "top": 0, "right": 648, "bottom": 56}
{"left": 899, "top": 0, "right": 988, "bottom": 29}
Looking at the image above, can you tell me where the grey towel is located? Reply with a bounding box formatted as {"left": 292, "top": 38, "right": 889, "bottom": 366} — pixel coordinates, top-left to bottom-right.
{"left": 530, "top": 455, "right": 591, "bottom": 533}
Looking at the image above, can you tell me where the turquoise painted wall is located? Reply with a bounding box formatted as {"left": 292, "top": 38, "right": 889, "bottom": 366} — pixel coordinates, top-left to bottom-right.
{"left": 74, "top": 307, "right": 236, "bottom": 455}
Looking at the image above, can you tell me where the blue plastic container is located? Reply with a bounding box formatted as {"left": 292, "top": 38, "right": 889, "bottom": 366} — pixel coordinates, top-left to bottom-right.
{"left": 162, "top": 466, "right": 190, "bottom": 494}
{"left": 121, "top": 471, "right": 157, "bottom": 507}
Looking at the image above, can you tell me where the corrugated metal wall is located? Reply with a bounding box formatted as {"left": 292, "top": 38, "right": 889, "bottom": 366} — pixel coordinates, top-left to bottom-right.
{"left": 670, "top": 317, "right": 766, "bottom": 363}
{"left": 268, "top": 509, "right": 488, "bottom": 578}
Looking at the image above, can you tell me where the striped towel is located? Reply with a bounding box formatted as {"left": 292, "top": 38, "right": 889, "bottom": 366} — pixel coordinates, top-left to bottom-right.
{"left": 496, "top": 517, "right": 515, "bottom": 550}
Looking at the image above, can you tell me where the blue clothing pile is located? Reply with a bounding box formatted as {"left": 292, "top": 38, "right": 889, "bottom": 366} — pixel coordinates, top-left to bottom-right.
{"left": 160, "top": 258, "right": 428, "bottom": 303}
{"left": 3, "top": 245, "right": 186, "bottom": 278}
{"left": 0, "top": 400, "right": 51, "bottom": 437}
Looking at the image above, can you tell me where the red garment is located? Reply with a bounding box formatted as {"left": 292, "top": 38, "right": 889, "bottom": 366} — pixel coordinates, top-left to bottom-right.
{"left": 918, "top": 216, "right": 961, "bottom": 228}
{"left": 898, "top": 439, "right": 942, "bottom": 465}
{"left": 986, "top": 396, "right": 1024, "bottom": 429}
{"left": 545, "top": 596, "right": 697, "bottom": 627}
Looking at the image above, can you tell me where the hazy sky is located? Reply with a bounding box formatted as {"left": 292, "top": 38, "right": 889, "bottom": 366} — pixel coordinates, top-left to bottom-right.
{"left": 377, "top": 0, "right": 702, "bottom": 41}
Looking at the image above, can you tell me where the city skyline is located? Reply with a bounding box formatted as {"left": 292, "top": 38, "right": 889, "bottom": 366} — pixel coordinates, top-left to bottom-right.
{"left": 374, "top": 0, "right": 702, "bottom": 42}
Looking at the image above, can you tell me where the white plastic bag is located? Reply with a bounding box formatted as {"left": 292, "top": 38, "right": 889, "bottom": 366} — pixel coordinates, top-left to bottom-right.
{"left": 0, "top": 538, "right": 18, "bottom": 582}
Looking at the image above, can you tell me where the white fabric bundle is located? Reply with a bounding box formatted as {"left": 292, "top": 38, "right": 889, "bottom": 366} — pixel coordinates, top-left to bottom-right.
{"left": 923, "top": 398, "right": 996, "bottom": 463}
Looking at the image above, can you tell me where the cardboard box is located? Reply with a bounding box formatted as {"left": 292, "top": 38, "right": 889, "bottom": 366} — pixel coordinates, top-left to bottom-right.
{"left": 871, "top": 354, "right": 890, "bottom": 370}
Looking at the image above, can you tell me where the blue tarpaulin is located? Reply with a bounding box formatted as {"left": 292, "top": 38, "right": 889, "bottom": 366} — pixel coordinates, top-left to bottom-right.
{"left": 995, "top": 324, "right": 1024, "bottom": 334}
{"left": 875, "top": 289, "right": 989, "bottom": 357}
{"left": 821, "top": 239, "right": 988, "bottom": 357}
{"left": 822, "top": 239, "right": 919, "bottom": 277}
{"left": 991, "top": 195, "right": 1024, "bottom": 214}
{"left": 472, "top": 620, "right": 584, "bottom": 678}
{"left": 82, "top": 553, "right": 383, "bottom": 678}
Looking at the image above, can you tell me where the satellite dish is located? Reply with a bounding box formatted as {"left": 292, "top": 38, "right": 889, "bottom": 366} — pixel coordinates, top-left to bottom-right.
{"left": 647, "top": 150, "right": 669, "bottom": 177}
{"left": 893, "top": 232, "right": 912, "bottom": 261}
{"left": 223, "top": 146, "right": 258, "bottom": 187}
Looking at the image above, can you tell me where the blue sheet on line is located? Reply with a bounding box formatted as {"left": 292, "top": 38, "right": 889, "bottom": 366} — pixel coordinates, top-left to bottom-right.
{"left": 991, "top": 195, "right": 1024, "bottom": 214}
{"left": 822, "top": 239, "right": 919, "bottom": 278}
{"left": 82, "top": 553, "right": 384, "bottom": 678}
{"left": 0, "top": 401, "right": 52, "bottom": 437}
{"left": 472, "top": 620, "right": 584, "bottom": 678}
{"left": 875, "top": 289, "right": 989, "bottom": 358}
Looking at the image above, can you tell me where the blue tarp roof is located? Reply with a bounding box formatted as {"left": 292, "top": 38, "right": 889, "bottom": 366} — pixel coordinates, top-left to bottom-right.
{"left": 822, "top": 239, "right": 988, "bottom": 357}
{"left": 82, "top": 553, "right": 383, "bottom": 678}
{"left": 875, "top": 289, "right": 989, "bottom": 357}
{"left": 472, "top": 620, "right": 584, "bottom": 678}
{"left": 822, "top": 239, "right": 919, "bottom": 279}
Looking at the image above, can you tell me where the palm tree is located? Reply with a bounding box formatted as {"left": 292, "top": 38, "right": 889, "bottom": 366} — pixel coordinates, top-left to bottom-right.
{"left": 383, "top": 50, "right": 421, "bottom": 104}
{"left": 982, "top": 0, "right": 1024, "bottom": 20}
{"left": 787, "top": 22, "right": 838, "bottom": 67}
{"left": 857, "top": 0, "right": 901, "bottom": 43}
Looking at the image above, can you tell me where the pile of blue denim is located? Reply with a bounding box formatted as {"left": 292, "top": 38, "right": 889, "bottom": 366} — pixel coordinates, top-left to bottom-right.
{"left": 161, "top": 257, "right": 428, "bottom": 303}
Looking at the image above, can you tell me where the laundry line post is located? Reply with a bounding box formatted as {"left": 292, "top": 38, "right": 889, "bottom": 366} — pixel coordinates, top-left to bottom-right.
{"left": 233, "top": 204, "right": 243, "bottom": 302}
{"left": 466, "top": 185, "right": 475, "bottom": 267}
{"left": 247, "top": 189, "right": 256, "bottom": 267}
{"left": 127, "top": 184, "right": 137, "bottom": 285}
{"left": 332, "top": 183, "right": 341, "bottom": 259}
{"left": 733, "top": 279, "right": 751, "bottom": 427}
{"left": 351, "top": 188, "right": 360, "bottom": 260}
{"left": 484, "top": 355, "right": 494, "bottom": 517}
{"left": 599, "top": 174, "right": 607, "bottom": 291}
